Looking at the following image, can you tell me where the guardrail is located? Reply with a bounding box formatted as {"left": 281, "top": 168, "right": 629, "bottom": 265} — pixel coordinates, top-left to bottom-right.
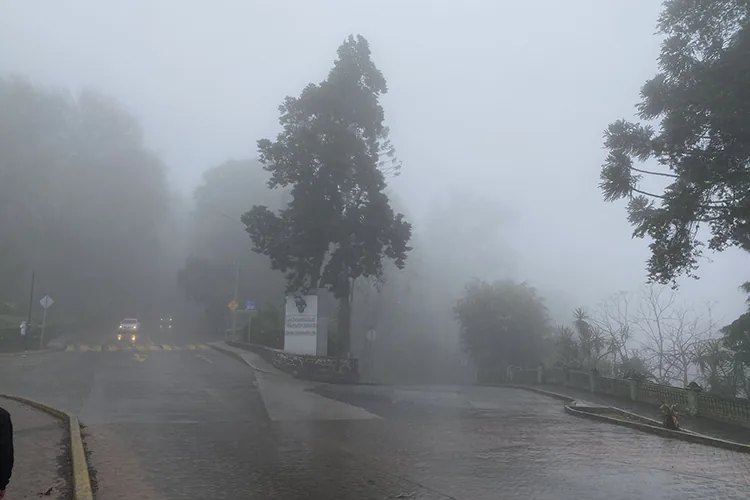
{"left": 508, "top": 366, "right": 750, "bottom": 429}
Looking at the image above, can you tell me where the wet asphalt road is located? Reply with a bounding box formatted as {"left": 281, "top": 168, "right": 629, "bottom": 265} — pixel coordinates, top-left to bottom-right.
{"left": 1, "top": 327, "right": 749, "bottom": 499}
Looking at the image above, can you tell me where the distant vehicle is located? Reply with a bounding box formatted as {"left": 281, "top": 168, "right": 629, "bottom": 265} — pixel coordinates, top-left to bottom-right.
{"left": 159, "top": 315, "right": 173, "bottom": 329}
{"left": 117, "top": 318, "right": 140, "bottom": 342}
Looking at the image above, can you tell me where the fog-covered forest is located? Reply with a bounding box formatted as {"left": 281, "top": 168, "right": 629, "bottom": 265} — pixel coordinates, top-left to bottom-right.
{"left": 2, "top": 1, "right": 749, "bottom": 393}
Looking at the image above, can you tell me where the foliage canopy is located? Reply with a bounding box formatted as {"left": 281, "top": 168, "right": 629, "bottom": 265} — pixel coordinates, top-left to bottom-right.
{"left": 599, "top": 0, "right": 750, "bottom": 285}
{"left": 242, "top": 35, "right": 412, "bottom": 353}
{"left": 455, "top": 279, "right": 550, "bottom": 381}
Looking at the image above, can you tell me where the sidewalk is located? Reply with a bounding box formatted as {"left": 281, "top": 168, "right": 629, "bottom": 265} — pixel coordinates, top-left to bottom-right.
{"left": 538, "top": 385, "right": 750, "bottom": 445}
{"left": 0, "top": 398, "right": 69, "bottom": 499}
{"left": 208, "top": 342, "right": 381, "bottom": 421}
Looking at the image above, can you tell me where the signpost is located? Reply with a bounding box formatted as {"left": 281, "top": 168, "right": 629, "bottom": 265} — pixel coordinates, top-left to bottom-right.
{"left": 227, "top": 298, "right": 238, "bottom": 341}
{"left": 230, "top": 262, "right": 240, "bottom": 340}
{"left": 39, "top": 294, "right": 54, "bottom": 350}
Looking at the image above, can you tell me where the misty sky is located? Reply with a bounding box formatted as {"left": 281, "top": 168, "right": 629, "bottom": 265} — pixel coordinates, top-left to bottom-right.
{"left": 1, "top": 0, "right": 745, "bottom": 323}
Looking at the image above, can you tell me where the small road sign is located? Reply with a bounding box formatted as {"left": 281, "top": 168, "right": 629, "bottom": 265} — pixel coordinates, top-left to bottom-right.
{"left": 228, "top": 299, "right": 239, "bottom": 311}
{"left": 40, "top": 295, "right": 54, "bottom": 309}
{"left": 245, "top": 301, "right": 256, "bottom": 311}
{"left": 366, "top": 329, "right": 377, "bottom": 342}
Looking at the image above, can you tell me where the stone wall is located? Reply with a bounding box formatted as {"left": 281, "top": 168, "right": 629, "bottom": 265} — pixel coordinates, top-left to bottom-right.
{"left": 510, "top": 366, "right": 750, "bottom": 429}
{"left": 227, "top": 340, "right": 359, "bottom": 383}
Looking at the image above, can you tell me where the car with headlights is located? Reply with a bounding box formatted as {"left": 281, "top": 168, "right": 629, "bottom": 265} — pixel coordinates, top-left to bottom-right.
{"left": 159, "top": 315, "right": 173, "bottom": 329}
{"left": 117, "top": 318, "right": 140, "bottom": 342}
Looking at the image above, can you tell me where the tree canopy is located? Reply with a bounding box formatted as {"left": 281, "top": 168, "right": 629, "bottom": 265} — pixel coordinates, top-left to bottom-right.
{"left": 722, "top": 281, "right": 750, "bottom": 365}
{"left": 0, "top": 77, "right": 171, "bottom": 322}
{"left": 599, "top": 0, "right": 750, "bottom": 285}
{"left": 177, "top": 159, "right": 288, "bottom": 333}
{"left": 242, "top": 35, "right": 412, "bottom": 354}
{"left": 455, "top": 279, "right": 551, "bottom": 382}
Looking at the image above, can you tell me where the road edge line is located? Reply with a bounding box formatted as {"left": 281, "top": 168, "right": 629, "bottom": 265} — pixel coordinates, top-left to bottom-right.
{"left": 207, "top": 343, "right": 273, "bottom": 374}
{"left": 564, "top": 404, "right": 750, "bottom": 454}
{"left": 0, "top": 394, "right": 94, "bottom": 500}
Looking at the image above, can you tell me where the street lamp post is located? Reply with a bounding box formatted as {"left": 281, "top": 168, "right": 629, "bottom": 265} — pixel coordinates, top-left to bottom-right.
{"left": 26, "top": 271, "right": 35, "bottom": 326}
{"left": 231, "top": 261, "right": 240, "bottom": 341}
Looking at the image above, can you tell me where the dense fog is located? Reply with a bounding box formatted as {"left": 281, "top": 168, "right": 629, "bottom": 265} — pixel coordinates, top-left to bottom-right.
{"left": 1, "top": 0, "right": 748, "bottom": 388}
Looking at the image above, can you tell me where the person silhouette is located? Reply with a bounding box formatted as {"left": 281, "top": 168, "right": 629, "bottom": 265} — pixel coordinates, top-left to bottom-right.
{"left": 0, "top": 405, "right": 13, "bottom": 499}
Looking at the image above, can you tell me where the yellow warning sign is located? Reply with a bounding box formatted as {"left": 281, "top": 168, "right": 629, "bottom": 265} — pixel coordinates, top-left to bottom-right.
{"left": 228, "top": 299, "right": 239, "bottom": 311}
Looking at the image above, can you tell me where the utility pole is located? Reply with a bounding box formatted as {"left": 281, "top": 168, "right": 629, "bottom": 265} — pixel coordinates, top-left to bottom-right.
{"left": 26, "top": 271, "right": 35, "bottom": 326}
{"left": 231, "top": 261, "right": 240, "bottom": 340}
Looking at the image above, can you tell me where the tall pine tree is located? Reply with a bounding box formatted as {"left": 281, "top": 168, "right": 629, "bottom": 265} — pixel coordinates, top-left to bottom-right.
{"left": 242, "top": 35, "right": 411, "bottom": 355}
{"left": 600, "top": 0, "right": 750, "bottom": 285}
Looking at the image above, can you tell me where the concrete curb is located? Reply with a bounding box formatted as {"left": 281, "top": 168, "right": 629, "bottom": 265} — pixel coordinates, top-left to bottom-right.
{"left": 207, "top": 342, "right": 274, "bottom": 374}
{"left": 0, "top": 394, "right": 94, "bottom": 499}
{"left": 500, "top": 384, "right": 576, "bottom": 403}
{"left": 595, "top": 405, "right": 664, "bottom": 427}
{"left": 564, "top": 404, "right": 750, "bottom": 454}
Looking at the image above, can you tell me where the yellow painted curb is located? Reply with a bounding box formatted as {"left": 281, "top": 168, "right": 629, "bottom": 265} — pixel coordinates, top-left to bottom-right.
{"left": 68, "top": 417, "right": 93, "bottom": 500}
{"left": 0, "top": 394, "right": 94, "bottom": 500}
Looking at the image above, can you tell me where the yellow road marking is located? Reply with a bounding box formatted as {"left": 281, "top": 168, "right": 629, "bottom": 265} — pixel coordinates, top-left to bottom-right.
{"left": 197, "top": 354, "right": 213, "bottom": 364}
{"left": 62, "top": 344, "right": 202, "bottom": 353}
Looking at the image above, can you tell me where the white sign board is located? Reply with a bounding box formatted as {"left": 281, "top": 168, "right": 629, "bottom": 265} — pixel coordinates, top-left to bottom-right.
{"left": 284, "top": 294, "right": 318, "bottom": 355}
{"left": 40, "top": 295, "right": 54, "bottom": 309}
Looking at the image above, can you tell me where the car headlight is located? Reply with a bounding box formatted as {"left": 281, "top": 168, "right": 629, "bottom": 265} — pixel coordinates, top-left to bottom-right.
{"left": 117, "top": 334, "right": 122, "bottom": 340}
{"left": 131, "top": 334, "right": 136, "bottom": 341}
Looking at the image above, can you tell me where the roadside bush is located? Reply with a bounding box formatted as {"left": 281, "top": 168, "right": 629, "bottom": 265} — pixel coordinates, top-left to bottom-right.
{"left": 660, "top": 403, "right": 681, "bottom": 430}
{"left": 246, "top": 303, "right": 283, "bottom": 349}
{"left": 0, "top": 321, "right": 63, "bottom": 352}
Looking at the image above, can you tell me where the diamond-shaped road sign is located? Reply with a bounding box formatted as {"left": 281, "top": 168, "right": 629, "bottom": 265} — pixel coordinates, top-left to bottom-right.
{"left": 228, "top": 299, "right": 239, "bottom": 311}
{"left": 40, "top": 295, "right": 54, "bottom": 309}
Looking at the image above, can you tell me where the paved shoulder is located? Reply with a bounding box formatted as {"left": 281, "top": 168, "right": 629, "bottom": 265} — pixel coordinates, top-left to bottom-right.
{"left": 0, "top": 398, "right": 69, "bottom": 499}
{"left": 210, "top": 342, "right": 381, "bottom": 421}
{"left": 309, "top": 384, "right": 750, "bottom": 499}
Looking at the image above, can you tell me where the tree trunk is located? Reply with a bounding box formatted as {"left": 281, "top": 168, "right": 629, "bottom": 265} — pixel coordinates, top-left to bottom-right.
{"left": 309, "top": 256, "right": 323, "bottom": 290}
{"left": 337, "top": 288, "right": 352, "bottom": 357}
